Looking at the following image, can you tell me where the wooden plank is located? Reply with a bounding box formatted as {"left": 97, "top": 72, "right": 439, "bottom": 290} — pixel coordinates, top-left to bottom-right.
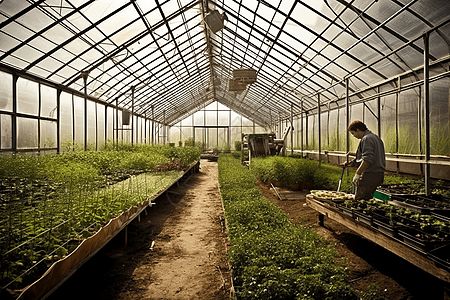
{"left": 306, "top": 196, "right": 450, "bottom": 283}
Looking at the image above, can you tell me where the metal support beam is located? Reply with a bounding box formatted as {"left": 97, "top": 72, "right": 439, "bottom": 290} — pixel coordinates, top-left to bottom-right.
{"left": 318, "top": 94, "right": 321, "bottom": 167}
{"left": 81, "top": 71, "right": 89, "bottom": 151}
{"left": 423, "top": 33, "right": 431, "bottom": 196}
{"left": 346, "top": 77, "right": 350, "bottom": 175}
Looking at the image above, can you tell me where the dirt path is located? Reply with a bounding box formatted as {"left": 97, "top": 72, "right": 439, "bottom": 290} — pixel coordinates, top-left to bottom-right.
{"left": 48, "top": 160, "right": 232, "bottom": 300}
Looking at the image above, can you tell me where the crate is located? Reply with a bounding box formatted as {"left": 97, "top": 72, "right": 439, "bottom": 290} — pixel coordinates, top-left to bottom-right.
{"left": 373, "top": 189, "right": 391, "bottom": 202}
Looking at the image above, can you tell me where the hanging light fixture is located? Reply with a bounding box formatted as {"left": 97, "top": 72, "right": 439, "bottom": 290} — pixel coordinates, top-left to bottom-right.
{"left": 204, "top": 10, "right": 226, "bottom": 34}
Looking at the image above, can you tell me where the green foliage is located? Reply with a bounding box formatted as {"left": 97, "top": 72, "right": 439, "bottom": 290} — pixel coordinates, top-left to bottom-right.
{"left": 0, "top": 144, "right": 200, "bottom": 290}
{"left": 218, "top": 154, "right": 358, "bottom": 300}
{"left": 234, "top": 140, "right": 242, "bottom": 151}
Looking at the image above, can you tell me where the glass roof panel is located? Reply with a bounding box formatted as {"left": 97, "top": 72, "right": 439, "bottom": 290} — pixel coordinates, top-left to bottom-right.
{"left": 1, "top": 0, "right": 450, "bottom": 125}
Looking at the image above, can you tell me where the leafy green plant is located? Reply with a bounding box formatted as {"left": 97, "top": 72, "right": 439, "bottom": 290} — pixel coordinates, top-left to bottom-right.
{"left": 218, "top": 154, "right": 358, "bottom": 300}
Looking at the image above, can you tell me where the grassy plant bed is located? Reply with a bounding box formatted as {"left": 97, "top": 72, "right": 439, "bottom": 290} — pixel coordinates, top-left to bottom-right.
{"left": 0, "top": 145, "right": 200, "bottom": 294}
{"left": 218, "top": 154, "right": 358, "bottom": 300}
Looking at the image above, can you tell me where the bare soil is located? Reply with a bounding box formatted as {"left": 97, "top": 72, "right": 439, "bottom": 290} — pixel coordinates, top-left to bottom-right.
{"left": 47, "top": 160, "right": 447, "bottom": 300}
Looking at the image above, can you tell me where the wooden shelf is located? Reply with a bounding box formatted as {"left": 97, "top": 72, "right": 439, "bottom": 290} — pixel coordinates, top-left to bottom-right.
{"left": 306, "top": 195, "right": 450, "bottom": 283}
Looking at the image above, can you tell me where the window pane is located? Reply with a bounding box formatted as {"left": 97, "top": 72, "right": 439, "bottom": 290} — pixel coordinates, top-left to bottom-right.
{"left": 0, "top": 71, "right": 13, "bottom": 112}
{"left": 17, "top": 78, "right": 38, "bottom": 115}
{"left": 74, "top": 96, "right": 84, "bottom": 148}
{"left": 60, "top": 92, "right": 73, "bottom": 147}
{"left": 41, "top": 85, "right": 57, "bottom": 118}
{"left": 86, "top": 100, "right": 96, "bottom": 150}
{"left": 17, "top": 117, "right": 38, "bottom": 149}
{"left": 1, "top": 114, "right": 12, "bottom": 149}
{"left": 40, "top": 120, "right": 57, "bottom": 148}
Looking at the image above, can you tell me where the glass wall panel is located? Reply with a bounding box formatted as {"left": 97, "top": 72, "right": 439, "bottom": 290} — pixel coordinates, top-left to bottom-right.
{"left": 207, "top": 128, "right": 217, "bottom": 149}
{"left": 218, "top": 111, "right": 229, "bottom": 126}
{"left": 218, "top": 128, "right": 228, "bottom": 150}
{"left": 381, "top": 94, "right": 397, "bottom": 154}
{"left": 41, "top": 85, "right": 57, "bottom": 118}
{"left": 242, "top": 116, "right": 253, "bottom": 126}
{"left": 73, "top": 95, "right": 84, "bottom": 148}
{"left": 181, "top": 127, "right": 193, "bottom": 145}
{"left": 169, "top": 126, "right": 181, "bottom": 146}
{"left": 363, "top": 99, "right": 379, "bottom": 136}
{"left": 205, "top": 111, "right": 217, "bottom": 126}
{"left": 398, "top": 88, "right": 420, "bottom": 154}
{"left": 430, "top": 78, "right": 450, "bottom": 156}
{"left": 17, "top": 117, "right": 38, "bottom": 149}
{"left": 231, "top": 127, "right": 241, "bottom": 149}
{"left": 40, "top": 120, "right": 57, "bottom": 148}
{"left": 106, "top": 106, "right": 114, "bottom": 142}
{"left": 86, "top": 100, "right": 96, "bottom": 150}
{"left": 1, "top": 114, "right": 12, "bottom": 149}
{"left": 194, "top": 111, "right": 203, "bottom": 126}
{"left": 231, "top": 111, "right": 241, "bottom": 126}
{"left": 0, "top": 71, "right": 13, "bottom": 111}
{"left": 97, "top": 103, "right": 105, "bottom": 147}
{"left": 181, "top": 115, "right": 192, "bottom": 126}
{"left": 17, "top": 78, "right": 38, "bottom": 116}
{"left": 60, "top": 92, "right": 73, "bottom": 149}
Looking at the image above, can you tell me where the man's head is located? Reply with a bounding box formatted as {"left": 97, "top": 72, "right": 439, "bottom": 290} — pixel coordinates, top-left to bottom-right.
{"left": 348, "top": 120, "right": 367, "bottom": 139}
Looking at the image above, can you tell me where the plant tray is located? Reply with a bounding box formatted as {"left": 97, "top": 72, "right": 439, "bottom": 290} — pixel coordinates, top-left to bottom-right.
{"left": 391, "top": 194, "right": 450, "bottom": 214}
{"left": 398, "top": 226, "right": 447, "bottom": 253}
{"left": 427, "top": 243, "right": 450, "bottom": 273}
{"left": 373, "top": 216, "right": 398, "bottom": 238}
{"left": 354, "top": 210, "right": 373, "bottom": 226}
{"left": 310, "top": 190, "right": 350, "bottom": 205}
{"left": 341, "top": 206, "right": 355, "bottom": 218}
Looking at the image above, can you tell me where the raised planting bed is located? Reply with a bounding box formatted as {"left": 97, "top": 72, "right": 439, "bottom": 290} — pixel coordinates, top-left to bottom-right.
{"left": 14, "top": 161, "right": 199, "bottom": 300}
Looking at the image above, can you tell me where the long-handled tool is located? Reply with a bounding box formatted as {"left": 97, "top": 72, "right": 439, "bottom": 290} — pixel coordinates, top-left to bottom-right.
{"left": 337, "top": 166, "right": 345, "bottom": 192}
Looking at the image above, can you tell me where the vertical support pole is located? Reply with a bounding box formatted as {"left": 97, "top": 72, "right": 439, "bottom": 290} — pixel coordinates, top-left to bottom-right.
{"left": 423, "top": 32, "right": 431, "bottom": 196}
{"left": 305, "top": 113, "right": 308, "bottom": 153}
{"left": 12, "top": 75, "right": 17, "bottom": 152}
{"left": 346, "top": 77, "right": 350, "bottom": 175}
{"left": 81, "top": 71, "right": 89, "bottom": 151}
{"left": 151, "top": 105, "right": 154, "bottom": 145}
{"left": 72, "top": 94, "right": 75, "bottom": 151}
{"left": 418, "top": 85, "right": 424, "bottom": 176}
{"left": 38, "top": 83, "right": 41, "bottom": 153}
{"left": 95, "top": 100, "right": 98, "bottom": 151}
{"left": 131, "top": 86, "right": 135, "bottom": 146}
{"left": 163, "top": 110, "right": 166, "bottom": 145}
{"left": 337, "top": 106, "right": 340, "bottom": 153}
{"left": 301, "top": 99, "right": 304, "bottom": 155}
{"left": 318, "top": 93, "right": 321, "bottom": 167}
{"left": 290, "top": 103, "right": 293, "bottom": 155}
{"left": 396, "top": 77, "right": 400, "bottom": 174}
{"left": 377, "top": 86, "right": 381, "bottom": 137}
{"left": 57, "top": 89, "right": 61, "bottom": 153}
{"left": 115, "top": 98, "right": 119, "bottom": 150}
{"left": 104, "top": 105, "right": 107, "bottom": 149}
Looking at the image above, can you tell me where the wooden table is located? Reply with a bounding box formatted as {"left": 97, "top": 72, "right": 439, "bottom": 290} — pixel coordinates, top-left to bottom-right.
{"left": 306, "top": 195, "right": 450, "bottom": 284}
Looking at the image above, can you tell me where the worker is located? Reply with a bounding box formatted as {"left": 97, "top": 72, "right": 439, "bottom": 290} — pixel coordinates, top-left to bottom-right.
{"left": 341, "top": 120, "right": 386, "bottom": 200}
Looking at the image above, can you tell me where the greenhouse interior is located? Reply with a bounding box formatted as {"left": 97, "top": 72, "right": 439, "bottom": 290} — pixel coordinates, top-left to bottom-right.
{"left": 1, "top": 0, "right": 450, "bottom": 299}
